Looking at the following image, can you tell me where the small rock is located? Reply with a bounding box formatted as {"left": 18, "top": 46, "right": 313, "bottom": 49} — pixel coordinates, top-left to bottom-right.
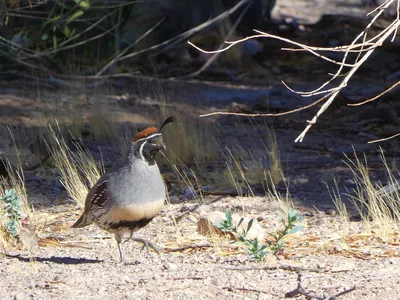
{"left": 168, "top": 196, "right": 180, "bottom": 203}
{"left": 303, "top": 211, "right": 314, "bottom": 217}
{"left": 161, "top": 263, "right": 178, "bottom": 271}
{"left": 257, "top": 212, "right": 269, "bottom": 222}
{"left": 183, "top": 188, "right": 196, "bottom": 200}
{"left": 292, "top": 176, "right": 309, "bottom": 185}
{"left": 18, "top": 227, "right": 39, "bottom": 250}
{"left": 325, "top": 208, "right": 337, "bottom": 216}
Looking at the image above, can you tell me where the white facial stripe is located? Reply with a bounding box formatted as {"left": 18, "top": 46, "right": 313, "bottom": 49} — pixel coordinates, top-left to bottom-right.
{"left": 139, "top": 140, "right": 146, "bottom": 162}
{"left": 135, "top": 133, "right": 162, "bottom": 143}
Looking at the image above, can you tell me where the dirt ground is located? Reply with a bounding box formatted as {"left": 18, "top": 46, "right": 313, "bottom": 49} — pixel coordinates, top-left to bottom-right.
{"left": 1, "top": 196, "right": 400, "bottom": 300}
{"left": 1, "top": 73, "right": 400, "bottom": 300}
{"left": 1, "top": 2, "right": 400, "bottom": 298}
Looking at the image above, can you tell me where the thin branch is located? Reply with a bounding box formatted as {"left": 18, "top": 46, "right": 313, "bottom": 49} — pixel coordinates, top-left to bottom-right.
{"left": 97, "top": 17, "right": 165, "bottom": 76}
{"left": 189, "top": 33, "right": 356, "bottom": 68}
{"left": 108, "top": 0, "right": 251, "bottom": 63}
{"left": 183, "top": 0, "right": 252, "bottom": 78}
{"left": 285, "top": 272, "right": 356, "bottom": 299}
{"left": 368, "top": 132, "right": 400, "bottom": 143}
{"left": 192, "top": 0, "right": 399, "bottom": 142}
{"left": 199, "top": 94, "right": 328, "bottom": 118}
{"left": 349, "top": 80, "right": 400, "bottom": 106}
{"left": 42, "top": 20, "right": 121, "bottom": 55}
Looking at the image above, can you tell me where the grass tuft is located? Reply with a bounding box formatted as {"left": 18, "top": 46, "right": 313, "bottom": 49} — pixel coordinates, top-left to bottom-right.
{"left": 338, "top": 147, "right": 400, "bottom": 238}
{"left": 48, "top": 124, "right": 103, "bottom": 207}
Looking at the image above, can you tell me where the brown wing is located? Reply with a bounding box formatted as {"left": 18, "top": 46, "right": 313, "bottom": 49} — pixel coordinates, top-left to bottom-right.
{"left": 71, "top": 178, "right": 109, "bottom": 228}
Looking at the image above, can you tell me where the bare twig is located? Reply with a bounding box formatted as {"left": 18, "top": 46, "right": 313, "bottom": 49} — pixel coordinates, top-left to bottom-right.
{"left": 97, "top": 18, "right": 165, "bottom": 76}
{"left": 190, "top": 0, "right": 400, "bottom": 142}
{"left": 163, "top": 244, "right": 212, "bottom": 253}
{"left": 101, "top": 0, "right": 252, "bottom": 66}
{"left": 183, "top": 0, "right": 252, "bottom": 78}
{"left": 285, "top": 272, "right": 356, "bottom": 299}
{"left": 189, "top": 33, "right": 356, "bottom": 68}
{"left": 368, "top": 132, "right": 400, "bottom": 143}
{"left": 223, "top": 286, "right": 270, "bottom": 294}
{"left": 349, "top": 80, "right": 400, "bottom": 106}
{"left": 219, "top": 263, "right": 325, "bottom": 273}
{"left": 200, "top": 94, "right": 328, "bottom": 118}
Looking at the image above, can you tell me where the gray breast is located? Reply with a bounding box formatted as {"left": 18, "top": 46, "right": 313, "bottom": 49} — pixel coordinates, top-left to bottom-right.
{"left": 107, "top": 158, "right": 166, "bottom": 207}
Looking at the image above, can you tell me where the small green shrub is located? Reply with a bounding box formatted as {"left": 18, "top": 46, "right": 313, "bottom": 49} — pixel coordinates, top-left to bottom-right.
{"left": 214, "top": 209, "right": 267, "bottom": 261}
{"left": 267, "top": 209, "right": 304, "bottom": 255}
{"left": 215, "top": 208, "right": 304, "bottom": 261}
{"left": 1, "top": 189, "right": 25, "bottom": 238}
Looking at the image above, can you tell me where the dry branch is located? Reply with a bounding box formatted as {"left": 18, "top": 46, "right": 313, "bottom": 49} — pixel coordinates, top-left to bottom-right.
{"left": 190, "top": 0, "right": 400, "bottom": 142}
{"left": 349, "top": 80, "right": 400, "bottom": 106}
{"left": 285, "top": 272, "right": 356, "bottom": 299}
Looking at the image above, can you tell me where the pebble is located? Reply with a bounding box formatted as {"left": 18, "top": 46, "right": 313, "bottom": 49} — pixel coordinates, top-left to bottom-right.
{"left": 325, "top": 208, "right": 337, "bottom": 216}
{"left": 168, "top": 196, "right": 180, "bottom": 203}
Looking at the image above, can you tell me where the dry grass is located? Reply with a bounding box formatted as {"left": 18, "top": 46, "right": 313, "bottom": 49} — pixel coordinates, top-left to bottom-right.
{"left": 328, "top": 179, "right": 350, "bottom": 224}
{"left": 341, "top": 148, "right": 400, "bottom": 238}
{"left": 264, "top": 170, "right": 293, "bottom": 214}
{"left": 159, "top": 116, "right": 218, "bottom": 169}
{"left": 326, "top": 147, "right": 400, "bottom": 246}
{"left": 223, "top": 124, "right": 284, "bottom": 195}
{"left": 48, "top": 124, "right": 103, "bottom": 208}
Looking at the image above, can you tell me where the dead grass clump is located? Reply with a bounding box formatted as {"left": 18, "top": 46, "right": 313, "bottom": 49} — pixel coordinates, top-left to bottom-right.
{"left": 158, "top": 113, "right": 219, "bottom": 168}
{"left": 342, "top": 148, "right": 400, "bottom": 237}
{"left": 223, "top": 125, "right": 284, "bottom": 196}
{"left": 327, "top": 147, "right": 400, "bottom": 244}
{"left": 49, "top": 124, "right": 103, "bottom": 208}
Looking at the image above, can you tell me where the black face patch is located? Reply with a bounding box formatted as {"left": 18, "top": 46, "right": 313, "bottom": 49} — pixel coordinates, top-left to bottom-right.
{"left": 106, "top": 217, "right": 154, "bottom": 230}
{"left": 133, "top": 138, "right": 162, "bottom": 165}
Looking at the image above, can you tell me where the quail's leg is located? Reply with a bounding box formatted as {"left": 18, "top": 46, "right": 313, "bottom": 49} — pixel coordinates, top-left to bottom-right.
{"left": 130, "top": 234, "right": 160, "bottom": 255}
{"left": 114, "top": 233, "right": 124, "bottom": 263}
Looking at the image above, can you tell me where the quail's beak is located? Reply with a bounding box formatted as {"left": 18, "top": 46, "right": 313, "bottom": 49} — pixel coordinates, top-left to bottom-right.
{"left": 158, "top": 141, "right": 166, "bottom": 150}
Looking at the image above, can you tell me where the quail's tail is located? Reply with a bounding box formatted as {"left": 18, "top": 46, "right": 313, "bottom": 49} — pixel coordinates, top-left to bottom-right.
{"left": 71, "top": 213, "right": 92, "bottom": 228}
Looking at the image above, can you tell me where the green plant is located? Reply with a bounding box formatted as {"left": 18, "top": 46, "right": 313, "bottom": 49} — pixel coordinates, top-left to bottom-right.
{"left": 214, "top": 209, "right": 236, "bottom": 232}
{"left": 215, "top": 208, "right": 304, "bottom": 260}
{"left": 214, "top": 209, "right": 267, "bottom": 261}
{"left": 267, "top": 209, "right": 304, "bottom": 255}
{"left": 0, "top": 189, "right": 25, "bottom": 238}
{"left": 240, "top": 235, "right": 268, "bottom": 262}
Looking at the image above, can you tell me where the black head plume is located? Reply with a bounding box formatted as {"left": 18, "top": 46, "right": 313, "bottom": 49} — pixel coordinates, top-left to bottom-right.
{"left": 159, "top": 116, "right": 176, "bottom": 131}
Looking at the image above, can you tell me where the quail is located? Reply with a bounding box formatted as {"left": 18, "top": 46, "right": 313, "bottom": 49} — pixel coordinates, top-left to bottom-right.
{"left": 72, "top": 116, "right": 175, "bottom": 262}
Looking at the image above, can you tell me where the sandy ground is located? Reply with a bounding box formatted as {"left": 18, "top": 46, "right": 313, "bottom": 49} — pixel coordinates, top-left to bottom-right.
{"left": 1, "top": 196, "right": 400, "bottom": 300}
{"left": 1, "top": 78, "right": 400, "bottom": 299}
{"left": 1, "top": 4, "right": 400, "bottom": 298}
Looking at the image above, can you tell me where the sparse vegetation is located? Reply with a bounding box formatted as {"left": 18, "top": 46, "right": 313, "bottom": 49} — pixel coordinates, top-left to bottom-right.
{"left": 214, "top": 208, "right": 267, "bottom": 261}
{"left": 0, "top": 189, "right": 25, "bottom": 239}
{"left": 214, "top": 208, "right": 304, "bottom": 261}
{"left": 266, "top": 209, "right": 304, "bottom": 256}
{"left": 48, "top": 124, "right": 103, "bottom": 207}
{"left": 223, "top": 124, "right": 284, "bottom": 196}
{"left": 0, "top": 161, "right": 30, "bottom": 249}
{"left": 339, "top": 148, "right": 400, "bottom": 237}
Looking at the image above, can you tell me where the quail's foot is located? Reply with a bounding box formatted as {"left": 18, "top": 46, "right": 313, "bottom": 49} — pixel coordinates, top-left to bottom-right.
{"left": 131, "top": 237, "right": 161, "bottom": 255}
